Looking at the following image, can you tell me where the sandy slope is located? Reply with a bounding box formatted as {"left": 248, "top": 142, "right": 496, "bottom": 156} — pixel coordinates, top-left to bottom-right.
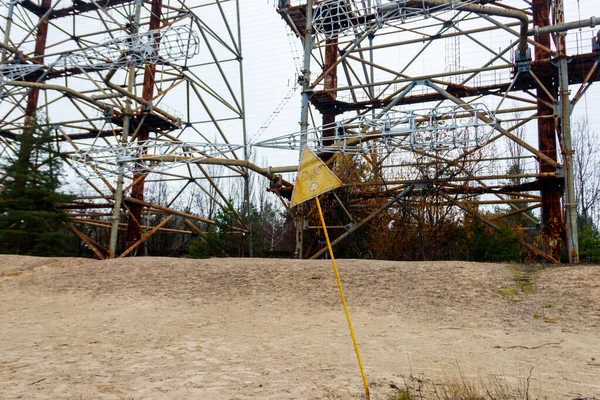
{"left": 0, "top": 255, "right": 599, "bottom": 399}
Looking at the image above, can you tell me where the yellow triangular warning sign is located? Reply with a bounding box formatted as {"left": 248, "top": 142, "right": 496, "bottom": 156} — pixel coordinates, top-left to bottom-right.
{"left": 290, "top": 146, "right": 343, "bottom": 207}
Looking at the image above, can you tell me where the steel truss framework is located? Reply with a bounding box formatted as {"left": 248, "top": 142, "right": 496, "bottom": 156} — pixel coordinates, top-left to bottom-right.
{"left": 0, "top": 0, "right": 262, "bottom": 258}
{"left": 0, "top": 0, "right": 598, "bottom": 262}
{"left": 274, "top": 0, "right": 600, "bottom": 263}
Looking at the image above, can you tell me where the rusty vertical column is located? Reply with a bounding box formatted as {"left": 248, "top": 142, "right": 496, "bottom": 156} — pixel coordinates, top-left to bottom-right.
{"left": 532, "top": 0, "right": 564, "bottom": 260}
{"left": 321, "top": 37, "right": 338, "bottom": 162}
{"left": 23, "top": 0, "right": 52, "bottom": 133}
{"left": 125, "top": 0, "right": 162, "bottom": 250}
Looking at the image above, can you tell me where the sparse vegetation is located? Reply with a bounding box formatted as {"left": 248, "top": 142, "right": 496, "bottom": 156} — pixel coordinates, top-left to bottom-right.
{"left": 388, "top": 368, "right": 534, "bottom": 400}
{"left": 497, "top": 264, "right": 542, "bottom": 301}
{"left": 508, "top": 264, "right": 540, "bottom": 294}
{"left": 389, "top": 390, "right": 413, "bottom": 400}
{"left": 497, "top": 287, "right": 518, "bottom": 297}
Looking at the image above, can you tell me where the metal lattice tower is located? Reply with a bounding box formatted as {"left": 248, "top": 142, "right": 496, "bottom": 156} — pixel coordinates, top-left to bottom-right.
{"left": 274, "top": 0, "right": 600, "bottom": 263}
{"left": 0, "top": 0, "right": 252, "bottom": 258}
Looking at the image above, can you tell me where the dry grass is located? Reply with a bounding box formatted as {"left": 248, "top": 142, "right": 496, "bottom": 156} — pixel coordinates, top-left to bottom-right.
{"left": 388, "top": 367, "right": 535, "bottom": 400}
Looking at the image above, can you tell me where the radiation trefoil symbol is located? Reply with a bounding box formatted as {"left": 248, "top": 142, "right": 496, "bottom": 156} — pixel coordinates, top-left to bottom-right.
{"left": 290, "top": 146, "right": 343, "bottom": 207}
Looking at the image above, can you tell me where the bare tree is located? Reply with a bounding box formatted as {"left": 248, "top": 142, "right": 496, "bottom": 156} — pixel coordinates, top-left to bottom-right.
{"left": 504, "top": 106, "right": 528, "bottom": 186}
{"left": 572, "top": 118, "right": 600, "bottom": 226}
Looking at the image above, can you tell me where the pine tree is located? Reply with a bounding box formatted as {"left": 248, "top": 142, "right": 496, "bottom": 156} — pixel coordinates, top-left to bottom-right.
{"left": 0, "top": 120, "right": 74, "bottom": 256}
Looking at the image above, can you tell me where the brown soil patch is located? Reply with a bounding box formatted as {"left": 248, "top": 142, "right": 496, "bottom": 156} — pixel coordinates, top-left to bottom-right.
{"left": 0, "top": 255, "right": 598, "bottom": 399}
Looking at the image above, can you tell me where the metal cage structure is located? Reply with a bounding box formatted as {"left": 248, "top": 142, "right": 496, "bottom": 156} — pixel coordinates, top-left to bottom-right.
{"left": 0, "top": 0, "right": 254, "bottom": 258}
{"left": 275, "top": 0, "right": 600, "bottom": 263}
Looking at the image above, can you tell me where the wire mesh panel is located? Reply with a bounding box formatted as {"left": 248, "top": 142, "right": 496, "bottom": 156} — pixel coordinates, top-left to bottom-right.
{"left": 313, "top": 0, "right": 482, "bottom": 38}
{"left": 71, "top": 140, "right": 244, "bottom": 177}
{"left": 61, "top": 25, "right": 200, "bottom": 69}
{"left": 254, "top": 103, "right": 495, "bottom": 153}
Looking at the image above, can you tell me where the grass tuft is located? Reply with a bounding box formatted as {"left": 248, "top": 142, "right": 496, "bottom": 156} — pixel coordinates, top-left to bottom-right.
{"left": 498, "top": 264, "right": 544, "bottom": 301}
{"left": 388, "top": 367, "right": 535, "bottom": 400}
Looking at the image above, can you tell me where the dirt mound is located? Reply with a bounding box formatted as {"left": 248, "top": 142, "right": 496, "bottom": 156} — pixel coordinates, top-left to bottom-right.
{"left": 0, "top": 255, "right": 598, "bottom": 399}
{"left": 0, "top": 255, "right": 96, "bottom": 277}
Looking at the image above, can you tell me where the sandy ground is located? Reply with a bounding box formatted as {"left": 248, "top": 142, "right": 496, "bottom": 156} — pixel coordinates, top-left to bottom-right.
{"left": 0, "top": 255, "right": 599, "bottom": 400}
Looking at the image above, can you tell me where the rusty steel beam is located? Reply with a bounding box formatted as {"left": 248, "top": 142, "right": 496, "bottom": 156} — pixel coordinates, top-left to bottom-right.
{"left": 183, "top": 218, "right": 230, "bottom": 257}
{"left": 123, "top": 196, "right": 218, "bottom": 227}
{"left": 23, "top": 0, "right": 51, "bottom": 132}
{"left": 125, "top": 0, "right": 163, "bottom": 250}
{"left": 64, "top": 222, "right": 106, "bottom": 260}
{"left": 533, "top": 0, "right": 564, "bottom": 261}
{"left": 59, "top": 201, "right": 114, "bottom": 209}
{"left": 320, "top": 37, "right": 338, "bottom": 161}
{"left": 490, "top": 204, "right": 542, "bottom": 222}
{"left": 0, "top": 128, "right": 124, "bottom": 142}
{"left": 19, "top": 0, "right": 135, "bottom": 19}
{"left": 119, "top": 215, "right": 173, "bottom": 258}
{"left": 71, "top": 217, "right": 193, "bottom": 235}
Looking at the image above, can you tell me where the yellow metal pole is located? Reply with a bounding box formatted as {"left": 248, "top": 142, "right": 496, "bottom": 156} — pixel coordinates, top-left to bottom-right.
{"left": 315, "top": 197, "right": 370, "bottom": 400}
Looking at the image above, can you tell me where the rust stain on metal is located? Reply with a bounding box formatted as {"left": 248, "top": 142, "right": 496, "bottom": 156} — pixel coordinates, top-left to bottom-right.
{"left": 321, "top": 37, "right": 339, "bottom": 158}
{"left": 24, "top": 0, "right": 52, "bottom": 123}
{"left": 533, "top": 0, "right": 564, "bottom": 261}
{"left": 125, "top": 0, "right": 163, "bottom": 250}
